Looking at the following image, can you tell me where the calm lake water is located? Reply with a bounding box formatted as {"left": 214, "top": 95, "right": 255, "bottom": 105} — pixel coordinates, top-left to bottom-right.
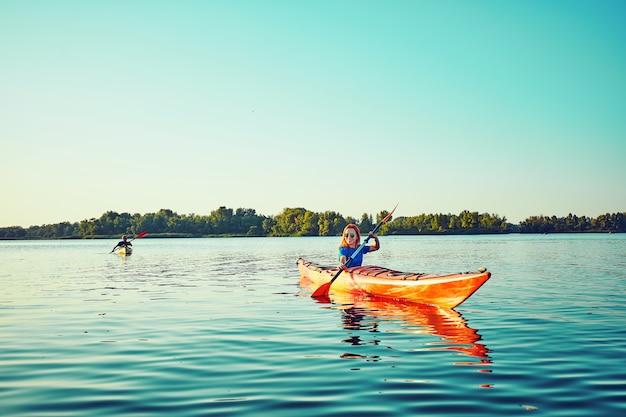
{"left": 1, "top": 234, "right": 625, "bottom": 416}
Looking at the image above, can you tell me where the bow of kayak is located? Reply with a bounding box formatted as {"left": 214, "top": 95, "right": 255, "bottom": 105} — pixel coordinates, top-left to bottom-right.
{"left": 116, "top": 246, "right": 133, "bottom": 256}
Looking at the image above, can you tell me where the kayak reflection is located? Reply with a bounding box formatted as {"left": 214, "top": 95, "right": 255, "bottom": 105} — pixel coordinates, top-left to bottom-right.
{"left": 324, "top": 291, "right": 491, "bottom": 365}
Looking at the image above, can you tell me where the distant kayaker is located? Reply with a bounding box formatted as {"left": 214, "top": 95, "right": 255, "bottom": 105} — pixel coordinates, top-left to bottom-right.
{"left": 338, "top": 224, "right": 380, "bottom": 268}
{"left": 111, "top": 235, "right": 132, "bottom": 252}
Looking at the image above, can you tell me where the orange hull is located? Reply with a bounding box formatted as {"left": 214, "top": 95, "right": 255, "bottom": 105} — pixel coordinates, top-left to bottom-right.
{"left": 297, "top": 258, "right": 490, "bottom": 308}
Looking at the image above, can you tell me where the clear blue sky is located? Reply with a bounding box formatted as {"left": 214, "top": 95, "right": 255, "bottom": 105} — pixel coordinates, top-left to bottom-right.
{"left": 1, "top": 0, "right": 625, "bottom": 228}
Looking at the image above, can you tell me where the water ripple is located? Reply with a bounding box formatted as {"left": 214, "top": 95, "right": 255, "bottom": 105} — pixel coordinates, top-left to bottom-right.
{"left": 1, "top": 236, "right": 625, "bottom": 416}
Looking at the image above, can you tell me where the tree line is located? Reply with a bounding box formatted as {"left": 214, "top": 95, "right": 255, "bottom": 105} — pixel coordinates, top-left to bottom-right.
{"left": 1, "top": 207, "right": 624, "bottom": 239}
{"left": 518, "top": 213, "right": 625, "bottom": 233}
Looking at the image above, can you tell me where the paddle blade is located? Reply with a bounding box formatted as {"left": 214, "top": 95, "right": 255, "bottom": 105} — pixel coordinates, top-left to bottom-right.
{"left": 312, "top": 293, "right": 331, "bottom": 304}
{"left": 135, "top": 231, "right": 147, "bottom": 239}
{"left": 382, "top": 204, "right": 398, "bottom": 223}
{"left": 311, "top": 282, "right": 332, "bottom": 299}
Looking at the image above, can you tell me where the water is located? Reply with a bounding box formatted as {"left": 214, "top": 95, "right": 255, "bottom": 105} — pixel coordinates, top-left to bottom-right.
{"left": 1, "top": 235, "right": 625, "bottom": 416}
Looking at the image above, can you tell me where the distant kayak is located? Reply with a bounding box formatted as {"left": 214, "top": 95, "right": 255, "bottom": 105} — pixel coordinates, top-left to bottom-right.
{"left": 297, "top": 258, "right": 490, "bottom": 308}
{"left": 116, "top": 246, "right": 132, "bottom": 256}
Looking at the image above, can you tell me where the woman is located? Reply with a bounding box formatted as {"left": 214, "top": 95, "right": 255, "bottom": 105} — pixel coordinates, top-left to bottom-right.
{"left": 338, "top": 224, "right": 380, "bottom": 268}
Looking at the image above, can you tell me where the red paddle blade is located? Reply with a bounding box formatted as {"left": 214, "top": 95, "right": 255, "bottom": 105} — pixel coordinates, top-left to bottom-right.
{"left": 312, "top": 293, "right": 331, "bottom": 304}
{"left": 311, "top": 282, "right": 332, "bottom": 299}
{"left": 135, "top": 231, "right": 147, "bottom": 239}
{"left": 383, "top": 204, "right": 398, "bottom": 223}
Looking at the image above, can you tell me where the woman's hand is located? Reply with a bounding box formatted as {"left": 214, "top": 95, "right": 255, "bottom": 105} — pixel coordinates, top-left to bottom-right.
{"left": 368, "top": 232, "right": 380, "bottom": 251}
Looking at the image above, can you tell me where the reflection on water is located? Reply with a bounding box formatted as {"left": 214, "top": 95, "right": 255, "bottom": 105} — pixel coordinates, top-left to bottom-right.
{"left": 315, "top": 291, "right": 492, "bottom": 375}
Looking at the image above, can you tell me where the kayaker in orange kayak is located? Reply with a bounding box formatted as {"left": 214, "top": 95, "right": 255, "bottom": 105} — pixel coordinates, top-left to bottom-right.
{"left": 338, "top": 224, "right": 380, "bottom": 268}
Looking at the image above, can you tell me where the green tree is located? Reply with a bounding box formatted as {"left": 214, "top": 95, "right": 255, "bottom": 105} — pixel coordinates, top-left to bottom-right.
{"left": 130, "top": 212, "right": 154, "bottom": 235}
{"left": 153, "top": 209, "right": 176, "bottom": 233}
{"left": 78, "top": 218, "right": 97, "bottom": 237}
{"left": 460, "top": 210, "right": 478, "bottom": 230}
{"left": 0, "top": 226, "right": 27, "bottom": 238}
{"left": 318, "top": 211, "right": 346, "bottom": 236}
{"left": 271, "top": 208, "right": 318, "bottom": 236}
{"left": 430, "top": 214, "right": 442, "bottom": 232}
{"left": 233, "top": 208, "right": 265, "bottom": 235}
{"left": 209, "top": 206, "right": 233, "bottom": 234}
{"left": 262, "top": 217, "right": 276, "bottom": 235}
{"left": 358, "top": 213, "right": 374, "bottom": 232}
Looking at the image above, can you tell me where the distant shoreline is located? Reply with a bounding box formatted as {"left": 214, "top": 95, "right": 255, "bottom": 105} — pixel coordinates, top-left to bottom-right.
{"left": 1, "top": 208, "right": 624, "bottom": 239}
{"left": 1, "top": 230, "right": 621, "bottom": 241}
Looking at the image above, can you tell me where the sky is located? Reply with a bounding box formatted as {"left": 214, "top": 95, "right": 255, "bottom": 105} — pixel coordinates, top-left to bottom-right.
{"left": 1, "top": 0, "right": 625, "bottom": 228}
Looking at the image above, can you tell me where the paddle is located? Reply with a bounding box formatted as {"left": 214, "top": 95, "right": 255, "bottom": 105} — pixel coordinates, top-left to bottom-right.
{"left": 111, "top": 231, "right": 147, "bottom": 252}
{"left": 311, "top": 204, "right": 398, "bottom": 299}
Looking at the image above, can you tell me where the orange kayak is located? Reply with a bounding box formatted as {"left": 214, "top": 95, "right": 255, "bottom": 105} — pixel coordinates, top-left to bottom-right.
{"left": 297, "top": 257, "right": 490, "bottom": 308}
